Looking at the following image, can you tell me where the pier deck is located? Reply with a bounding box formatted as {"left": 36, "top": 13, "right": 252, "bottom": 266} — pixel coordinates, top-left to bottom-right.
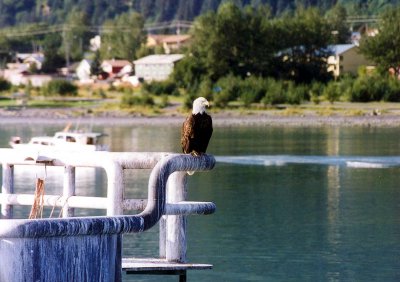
{"left": 123, "top": 258, "right": 212, "bottom": 281}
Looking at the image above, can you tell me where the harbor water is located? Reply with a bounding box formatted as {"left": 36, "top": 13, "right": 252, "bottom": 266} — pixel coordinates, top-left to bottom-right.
{"left": 0, "top": 122, "right": 399, "bottom": 281}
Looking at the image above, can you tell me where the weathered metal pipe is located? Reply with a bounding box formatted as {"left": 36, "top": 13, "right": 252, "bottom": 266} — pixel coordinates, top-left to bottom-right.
{"left": 63, "top": 165, "right": 75, "bottom": 217}
{"left": 1, "top": 163, "right": 14, "bottom": 218}
{"left": 0, "top": 150, "right": 169, "bottom": 217}
{"left": 0, "top": 153, "right": 215, "bottom": 282}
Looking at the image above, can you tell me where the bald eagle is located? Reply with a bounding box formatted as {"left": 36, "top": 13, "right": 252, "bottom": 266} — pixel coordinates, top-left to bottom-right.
{"left": 181, "top": 97, "right": 213, "bottom": 156}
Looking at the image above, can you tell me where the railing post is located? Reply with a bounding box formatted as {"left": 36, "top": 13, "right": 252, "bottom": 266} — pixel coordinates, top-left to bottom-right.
{"left": 63, "top": 165, "right": 75, "bottom": 217}
{"left": 1, "top": 163, "right": 14, "bottom": 219}
{"left": 105, "top": 162, "right": 124, "bottom": 216}
{"left": 165, "top": 171, "right": 188, "bottom": 263}
{"left": 159, "top": 215, "right": 166, "bottom": 258}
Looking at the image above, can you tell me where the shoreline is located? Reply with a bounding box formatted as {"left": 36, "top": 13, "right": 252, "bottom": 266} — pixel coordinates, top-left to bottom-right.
{"left": 2, "top": 107, "right": 400, "bottom": 127}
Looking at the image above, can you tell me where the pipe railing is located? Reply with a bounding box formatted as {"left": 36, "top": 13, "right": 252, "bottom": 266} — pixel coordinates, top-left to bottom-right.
{"left": 0, "top": 150, "right": 216, "bottom": 281}
{"left": 0, "top": 150, "right": 215, "bottom": 217}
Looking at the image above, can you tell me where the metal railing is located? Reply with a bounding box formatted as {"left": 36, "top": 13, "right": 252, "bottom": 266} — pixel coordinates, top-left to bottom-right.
{"left": 0, "top": 149, "right": 216, "bottom": 281}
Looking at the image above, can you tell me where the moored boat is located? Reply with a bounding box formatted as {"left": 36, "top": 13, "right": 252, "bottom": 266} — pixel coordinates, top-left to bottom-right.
{"left": 9, "top": 129, "right": 108, "bottom": 152}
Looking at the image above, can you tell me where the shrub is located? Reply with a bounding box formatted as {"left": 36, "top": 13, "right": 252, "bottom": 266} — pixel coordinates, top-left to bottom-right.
{"left": 239, "top": 76, "right": 267, "bottom": 107}
{"left": 0, "top": 77, "right": 11, "bottom": 92}
{"left": 286, "top": 82, "right": 308, "bottom": 105}
{"left": 323, "top": 81, "right": 341, "bottom": 104}
{"left": 159, "top": 95, "right": 169, "bottom": 108}
{"left": 309, "top": 81, "right": 324, "bottom": 104}
{"left": 350, "top": 75, "right": 387, "bottom": 102}
{"left": 350, "top": 77, "right": 370, "bottom": 102}
{"left": 335, "top": 75, "right": 354, "bottom": 102}
{"left": 121, "top": 92, "right": 154, "bottom": 107}
{"left": 197, "top": 79, "right": 213, "bottom": 101}
{"left": 43, "top": 79, "right": 77, "bottom": 96}
{"left": 142, "top": 80, "right": 178, "bottom": 96}
{"left": 213, "top": 74, "right": 241, "bottom": 108}
{"left": 384, "top": 77, "right": 400, "bottom": 102}
{"left": 94, "top": 88, "right": 107, "bottom": 99}
{"left": 262, "top": 78, "right": 286, "bottom": 105}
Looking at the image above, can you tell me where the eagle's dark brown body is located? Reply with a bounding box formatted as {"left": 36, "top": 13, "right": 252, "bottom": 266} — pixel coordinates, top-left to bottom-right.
{"left": 181, "top": 112, "right": 213, "bottom": 155}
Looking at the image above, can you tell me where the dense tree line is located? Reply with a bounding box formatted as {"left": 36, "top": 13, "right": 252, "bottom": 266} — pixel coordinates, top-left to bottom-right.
{"left": 0, "top": 9, "right": 146, "bottom": 70}
{"left": 0, "top": 0, "right": 398, "bottom": 28}
{"left": 2, "top": 1, "right": 400, "bottom": 108}
{"left": 172, "top": 4, "right": 341, "bottom": 92}
{"left": 166, "top": 3, "right": 400, "bottom": 108}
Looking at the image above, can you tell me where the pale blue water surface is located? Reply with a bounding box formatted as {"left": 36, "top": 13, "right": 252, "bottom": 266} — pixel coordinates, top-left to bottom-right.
{"left": 0, "top": 122, "right": 399, "bottom": 281}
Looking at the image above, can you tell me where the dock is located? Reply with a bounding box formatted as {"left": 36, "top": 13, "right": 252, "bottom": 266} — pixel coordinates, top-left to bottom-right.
{"left": 0, "top": 150, "right": 216, "bottom": 281}
{"left": 123, "top": 258, "right": 212, "bottom": 281}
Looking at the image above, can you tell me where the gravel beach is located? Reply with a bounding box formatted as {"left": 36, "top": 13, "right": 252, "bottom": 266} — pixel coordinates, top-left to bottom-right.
{"left": 2, "top": 107, "right": 400, "bottom": 127}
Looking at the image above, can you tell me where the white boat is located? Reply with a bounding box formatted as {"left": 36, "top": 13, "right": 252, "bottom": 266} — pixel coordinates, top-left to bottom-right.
{"left": 9, "top": 130, "right": 108, "bottom": 152}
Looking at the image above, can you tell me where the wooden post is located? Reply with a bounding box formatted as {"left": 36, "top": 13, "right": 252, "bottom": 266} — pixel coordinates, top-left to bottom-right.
{"left": 165, "top": 171, "right": 187, "bottom": 263}
{"left": 1, "top": 164, "right": 14, "bottom": 219}
{"left": 63, "top": 166, "right": 75, "bottom": 217}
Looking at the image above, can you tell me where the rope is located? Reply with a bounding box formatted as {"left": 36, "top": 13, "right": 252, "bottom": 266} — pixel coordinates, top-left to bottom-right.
{"left": 58, "top": 195, "right": 73, "bottom": 218}
{"left": 49, "top": 195, "right": 63, "bottom": 218}
{"left": 29, "top": 178, "right": 45, "bottom": 219}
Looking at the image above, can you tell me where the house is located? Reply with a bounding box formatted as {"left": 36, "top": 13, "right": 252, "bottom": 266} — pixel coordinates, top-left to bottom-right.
{"left": 327, "top": 44, "right": 373, "bottom": 78}
{"left": 133, "top": 54, "right": 184, "bottom": 81}
{"left": 24, "top": 74, "right": 53, "bottom": 87}
{"left": 76, "top": 59, "right": 93, "bottom": 83}
{"left": 2, "top": 68, "right": 28, "bottom": 86}
{"left": 2, "top": 55, "right": 51, "bottom": 86}
{"left": 101, "top": 59, "right": 132, "bottom": 78}
{"left": 2, "top": 68, "right": 52, "bottom": 87}
{"left": 146, "top": 34, "right": 191, "bottom": 54}
{"left": 58, "top": 62, "right": 80, "bottom": 78}
{"left": 16, "top": 52, "right": 45, "bottom": 70}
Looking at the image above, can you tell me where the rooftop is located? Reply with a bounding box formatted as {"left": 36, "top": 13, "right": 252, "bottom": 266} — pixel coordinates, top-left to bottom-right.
{"left": 134, "top": 54, "right": 184, "bottom": 65}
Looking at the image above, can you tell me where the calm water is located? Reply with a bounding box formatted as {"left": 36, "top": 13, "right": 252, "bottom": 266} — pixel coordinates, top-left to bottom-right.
{"left": 1, "top": 122, "right": 400, "bottom": 281}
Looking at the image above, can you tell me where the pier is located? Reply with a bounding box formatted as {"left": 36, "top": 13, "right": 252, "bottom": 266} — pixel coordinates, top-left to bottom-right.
{"left": 0, "top": 149, "right": 216, "bottom": 281}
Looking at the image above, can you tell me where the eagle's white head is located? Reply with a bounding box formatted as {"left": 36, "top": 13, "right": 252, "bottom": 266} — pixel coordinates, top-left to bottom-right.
{"left": 192, "top": 97, "right": 210, "bottom": 114}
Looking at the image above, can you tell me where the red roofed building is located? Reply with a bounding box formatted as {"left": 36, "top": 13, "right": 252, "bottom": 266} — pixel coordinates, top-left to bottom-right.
{"left": 101, "top": 59, "right": 132, "bottom": 78}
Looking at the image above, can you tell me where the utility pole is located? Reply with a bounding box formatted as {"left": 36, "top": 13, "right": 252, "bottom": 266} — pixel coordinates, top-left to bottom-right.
{"left": 63, "top": 25, "right": 70, "bottom": 68}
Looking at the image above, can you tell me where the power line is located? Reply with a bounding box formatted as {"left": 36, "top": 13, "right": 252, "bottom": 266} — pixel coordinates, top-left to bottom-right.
{"left": 0, "top": 21, "right": 194, "bottom": 38}
{"left": 345, "top": 16, "right": 379, "bottom": 24}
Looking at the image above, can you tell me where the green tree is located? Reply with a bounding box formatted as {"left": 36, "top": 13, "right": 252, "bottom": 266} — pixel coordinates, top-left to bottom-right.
{"left": 0, "top": 77, "right": 11, "bottom": 92}
{"left": 62, "top": 9, "right": 91, "bottom": 63}
{"left": 41, "top": 33, "right": 65, "bottom": 73}
{"left": 262, "top": 78, "right": 286, "bottom": 105}
{"left": 100, "top": 12, "right": 146, "bottom": 61}
{"left": 173, "top": 3, "right": 278, "bottom": 88}
{"left": 276, "top": 7, "right": 333, "bottom": 83}
{"left": 42, "top": 79, "right": 78, "bottom": 96}
{"left": 325, "top": 4, "right": 351, "bottom": 44}
{"left": 90, "top": 50, "right": 102, "bottom": 76}
{"left": 323, "top": 81, "right": 341, "bottom": 103}
{"left": 359, "top": 7, "right": 400, "bottom": 76}
{"left": 0, "top": 35, "right": 12, "bottom": 67}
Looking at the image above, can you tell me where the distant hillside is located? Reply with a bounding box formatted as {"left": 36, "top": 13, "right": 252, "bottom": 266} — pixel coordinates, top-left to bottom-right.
{"left": 0, "top": 0, "right": 398, "bottom": 28}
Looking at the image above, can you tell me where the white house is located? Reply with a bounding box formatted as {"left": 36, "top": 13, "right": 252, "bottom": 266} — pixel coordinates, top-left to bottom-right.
{"left": 76, "top": 59, "right": 93, "bottom": 83}
{"left": 16, "top": 52, "right": 45, "bottom": 70}
{"left": 2, "top": 68, "right": 52, "bottom": 87}
{"left": 133, "top": 54, "right": 184, "bottom": 81}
